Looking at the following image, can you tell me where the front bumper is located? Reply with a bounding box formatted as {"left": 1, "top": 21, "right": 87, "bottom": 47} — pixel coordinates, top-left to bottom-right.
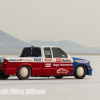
{"left": 88, "top": 68, "right": 92, "bottom": 75}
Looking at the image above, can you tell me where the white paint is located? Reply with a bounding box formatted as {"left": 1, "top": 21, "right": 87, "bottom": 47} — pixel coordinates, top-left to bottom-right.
{"left": 77, "top": 66, "right": 84, "bottom": 76}
{"left": 57, "top": 68, "right": 69, "bottom": 74}
{"left": 45, "top": 63, "right": 51, "bottom": 67}
{"left": 45, "top": 66, "right": 51, "bottom": 67}
{"left": 20, "top": 67, "right": 28, "bottom": 77}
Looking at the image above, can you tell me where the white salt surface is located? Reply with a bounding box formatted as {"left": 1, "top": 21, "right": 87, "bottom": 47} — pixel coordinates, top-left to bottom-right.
{"left": 0, "top": 55, "right": 99, "bottom": 100}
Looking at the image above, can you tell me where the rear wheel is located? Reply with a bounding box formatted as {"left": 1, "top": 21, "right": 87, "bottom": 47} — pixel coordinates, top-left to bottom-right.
{"left": 17, "top": 66, "right": 31, "bottom": 80}
{"left": 74, "top": 65, "right": 86, "bottom": 79}
{"left": 0, "top": 72, "right": 9, "bottom": 80}
{"left": 54, "top": 76, "right": 63, "bottom": 79}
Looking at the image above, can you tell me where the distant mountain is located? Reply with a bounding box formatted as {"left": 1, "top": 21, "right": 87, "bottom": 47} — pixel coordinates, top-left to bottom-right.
{"left": 30, "top": 40, "right": 100, "bottom": 54}
{"left": 0, "top": 30, "right": 100, "bottom": 54}
{"left": 0, "top": 30, "right": 30, "bottom": 54}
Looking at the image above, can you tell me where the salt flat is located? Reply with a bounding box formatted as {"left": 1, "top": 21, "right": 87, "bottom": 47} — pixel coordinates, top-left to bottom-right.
{"left": 0, "top": 55, "right": 99, "bottom": 100}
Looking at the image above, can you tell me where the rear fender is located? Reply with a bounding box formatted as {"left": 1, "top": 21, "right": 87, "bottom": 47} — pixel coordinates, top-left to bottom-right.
{"left": 17, "top": 63, "right": 33, "bottom": 75}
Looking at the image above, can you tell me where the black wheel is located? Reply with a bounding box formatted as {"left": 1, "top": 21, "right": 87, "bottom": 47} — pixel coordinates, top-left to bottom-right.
{"left": 74, "top": 65, "right": 86, "bottom": 79}
{"left": 0, "top": 72, "right": 9, "bottom": 80}
{"left": 54, "top": 76, "right": 63, "bottom": 79}
{"left": 17, "top": 66, "right": 31, "bottom": 80}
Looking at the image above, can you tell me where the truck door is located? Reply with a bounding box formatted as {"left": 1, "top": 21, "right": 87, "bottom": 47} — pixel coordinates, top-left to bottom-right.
{"left": 42, "top": 47, "right": 53, "bottom": 75}
{"left": 51, "top": 47, "right": 73, "bottom": 75}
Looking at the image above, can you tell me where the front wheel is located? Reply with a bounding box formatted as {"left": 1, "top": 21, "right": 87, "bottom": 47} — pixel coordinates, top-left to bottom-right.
{"left": 0, "top": 72, "right": 9, "bottom": 80}
{"left": 17, "top": 66, "right": 31, "bottom": 80}
{"left": 74, "top": 65, "right": 86, "bottom": 79}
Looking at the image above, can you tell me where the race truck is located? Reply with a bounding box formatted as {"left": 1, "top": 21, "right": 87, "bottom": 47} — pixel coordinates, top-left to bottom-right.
{"left": 0, "top": 46, "right": 92, "bottom": 80}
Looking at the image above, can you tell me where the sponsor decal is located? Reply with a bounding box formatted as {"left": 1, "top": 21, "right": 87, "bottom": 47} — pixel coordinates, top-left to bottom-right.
{"left": 75, "top": 60, "right": 88, "bottom": 63}
{"left": 62, "top": 59, "right": 71, "bottom": 62}
{"left": 45, "top": 58, "right": 52, "bottom": 62}
{"left": 45, "top": 51, "right": 50, "bottom": 53}
{"left": 45, "top": 53, "right": 51, "bottom": 55}
{"left": 45, "top": 51, "right": 51, "bottom": 55}
{"left": 44, "top": 51, "right": 52, "bottom": 56}
{"left": 53, "top": 64, "right": 59, "bottom": 67}
{"left": 53, "top": 64, "right": 73, "bottom": 67}
{"left": 9, "top": 59, "right": 20, "bottom": 62}
{"left": 57, "top": 68, "right": 69, "bottom": 74}
{"left": 34, "top": 58, "right": 41, "bottom": 61}
{"left": 9, "top": 59, "right": 33, "bottom": 62}
{"left": 20, "top": 59, "right": 33, "bottom": 62}
{"left": 62, "top": 55, "right": 65, "bottom": 57}
{"left": 45, "top": 63, "right": 51, "bottom": 67}
{"left": 56, "top": 58, "right": 61, "bottom": 62}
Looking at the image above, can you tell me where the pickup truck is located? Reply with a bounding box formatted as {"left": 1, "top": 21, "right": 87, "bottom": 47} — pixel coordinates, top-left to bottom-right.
{"left": 0, "top": 46, "right": 92, "bottom": 80}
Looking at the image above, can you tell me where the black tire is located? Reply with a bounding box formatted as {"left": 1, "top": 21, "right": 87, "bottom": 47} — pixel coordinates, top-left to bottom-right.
{"left": 0, "top": 72, "right": 9, "bottom": 80}
{"left": 54, "top": 76, "right": 63, "bottom": 79}
{"left": 74, "top": 65, "right": 86, "bottom": 79}
{"left": 17, "top": 66, "right": 31, "bottom": 80}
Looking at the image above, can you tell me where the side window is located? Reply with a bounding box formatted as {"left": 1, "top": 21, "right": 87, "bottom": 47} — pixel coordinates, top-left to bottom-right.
{"left": 32, "top": 47, "right": 41, "bottom": 57}
{"left": 20, "top": 48, "right": 31, "bottom": 57}
{"left": 44, "top": 47, "right": 52, "bottom": 58}
{"left": 20, "top": 47, "right": 41, "bottom": 57}
{"left": 52, "top": 47, "right": 67, "bottom": 58}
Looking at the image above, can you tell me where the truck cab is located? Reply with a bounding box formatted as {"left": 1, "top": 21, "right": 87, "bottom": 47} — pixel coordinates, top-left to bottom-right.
{"left": 0, "top": 46, "right": 92, "bottom": 80}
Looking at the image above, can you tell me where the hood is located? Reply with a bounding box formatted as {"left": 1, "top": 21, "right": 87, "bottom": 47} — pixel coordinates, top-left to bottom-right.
{"left": 72, "top": 57, "right": 89, "bottom": 64}
{"left": 72, "top": 57, "right": 86, "bottom": 61}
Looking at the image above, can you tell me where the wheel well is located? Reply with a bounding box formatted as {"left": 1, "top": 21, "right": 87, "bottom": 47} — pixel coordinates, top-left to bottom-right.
{"left": 17, "top": 65, "right": 32, "bottom": 76}
{"left": 74, "top": 64, "right": 88, "bottom": 75}
{"left": 83, "top": 65, "right": 88, "bottom": 75}
{"left": 27, "top": 66, "right": 32, "bottom": 76}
